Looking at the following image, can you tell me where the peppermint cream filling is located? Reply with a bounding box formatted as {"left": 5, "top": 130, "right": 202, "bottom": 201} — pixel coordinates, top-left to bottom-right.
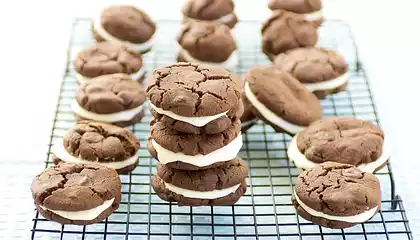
{"left": 152, "top": 133, "right": 243, "bottom": 167}
{"left": 40, "top": 198, "right": 115, "bottom": 221}
{"left": 149, "top": 102, "right": 228, "bottom": 127}
{"left": 287, "top": 134, "right": 392, "bottom": 173}
{"left": 294, "top": 191, "right": 378, "bottom": 223}
{"left": 93, "top": 15, "right": 155, "bottom": 52}
{"left": 165, "top": 182, "right": 240, "bottom": 199}
{"left": 71, "top": 99, "right": 144, "bottom": 123}
{"left": 179, "top": 48, "right": 238, "bottom": 69}
{"left": 244, "top": 82, "right": 306, "bottom": 134}
{"left": 303, "top": 10, "right": 324, "bottom": 22}
{"left": 52, "top": 138, "right": 138, "bottom": 170}
{"left": 76, "top": 68, "right": 145, "bottom": 84}
{"left": 304, "top": 73, "right": 349, "bottom": 92}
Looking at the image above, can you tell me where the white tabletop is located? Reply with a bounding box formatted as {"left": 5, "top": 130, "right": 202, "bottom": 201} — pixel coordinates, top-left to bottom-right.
{"left": 0, "top": 0, "right": 419, "bottom": 238}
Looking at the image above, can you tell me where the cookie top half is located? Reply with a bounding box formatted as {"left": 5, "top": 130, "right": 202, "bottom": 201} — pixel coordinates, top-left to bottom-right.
{"left": 268, "top": 0, "right": 322, "bottom": 13}
{"left": 295, "top": 162, "right": 381, "bottom": 216}
{"left": 73, "top": 42, "right": 143, "bottom": 78}
{"left": 182, "top": 0, "right": 234, "bottom": 20}
{"left": 274, "top": 47, "right": 348, "bottom": 83}
{"left": 147, "top": 62, "right": 240, "bottom": 117}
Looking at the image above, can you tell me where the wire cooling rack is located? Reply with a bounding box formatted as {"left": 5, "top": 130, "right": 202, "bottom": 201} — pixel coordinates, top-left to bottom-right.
{"left": 30, "top": 19, "right": 413, "bottom": 240}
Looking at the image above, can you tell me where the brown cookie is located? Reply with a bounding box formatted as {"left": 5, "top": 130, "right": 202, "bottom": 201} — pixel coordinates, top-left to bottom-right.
{"left": 31, "top": 163, "right": 121, "bottom": 225}
{"left": 182, "top": 0, "right": 238, "bottom": 28}
{"left": 292, "top": 162, "right": 381, "bottom": 229}
{"left": 261, "top": 10, "right": 318, "bottom": 60}
{"left": 146, "top": 62, "right": 240, "bottom": 118}
{"left": 240, "top": 91, "right": 257, "bottom": 132}
{"left": 73, "top": 42, "right": 143, "bottom": 81}
{"left": 274, "top": 47, "right": 349, "bottom": 98}
{"left": 268, "top": 0, "right": 323, "bottom": 26}
{"left": 152, "top": 157, "right": 248, "bottom": 206}
{"left": 73, "top": 73, "right": 146, "bottom": 127}
{"left": 93, "top": 5, "right": 156, "bottom": 44}
{"left": 244, "top": 66, "right": 322, "bottom": 134}
{"left": 52, "top": 121, "right": 140, "bottom": 174}
{"left": 178, "top": 21, "right": 236, "bottom": 63}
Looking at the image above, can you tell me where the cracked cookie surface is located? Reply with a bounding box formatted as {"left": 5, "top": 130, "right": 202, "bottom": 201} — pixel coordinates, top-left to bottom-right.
{"left": 73, "top": 42, "right": 143, "bottom": 78}
{"left": 268, "top": 0, "right": 322, "bottom": 13}
{"left": 147, "top": 62, "right": 240, "bottom": 117}
{"left": 182, "top": 0, "right": 234, "bottom": 21}
{"left": 150, "top": 118, "right": 241, "bottom": 155}
{"left": 62, "top": 121, "right": 139, "bottom": 162}
{"left": 261, "top": 10, "right": 318, "bottom": 59}
{"left": 178, "top": 21, "right": 236, "bottom": 62}
{"left": 98, "top": 5, "right": 155, "bottom": 43}
{"left": 297, "top": 117, "right": 385, "bottom": 165}
{"left": 31, "top": 163, "right": 121, "bottom": 225}
{"left": 76, "top": 73, "right": 146, "bottom": 114}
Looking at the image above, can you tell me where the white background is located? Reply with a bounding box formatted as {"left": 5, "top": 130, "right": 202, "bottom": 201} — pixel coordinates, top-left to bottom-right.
{"left": 0, "top": 0, "right": 419, "bottom": 238}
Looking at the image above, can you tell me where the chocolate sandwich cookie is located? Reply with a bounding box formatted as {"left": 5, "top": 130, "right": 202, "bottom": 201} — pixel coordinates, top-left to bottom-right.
{"left": 147, "top": 62, "right": 241, "bottom": 134}
{"left": 31, "top": 163, "right": 121, "bottom": 225}
{"left": 268, "top": 0, "right": 324, "bottom": 26}
{"left": 182, "top": 0, "right": 238, "bottom": 28}
{"left": 243, "top": 66, "right": 322, "bottom": 134}
{"left": 177, "top": 21, "right": 238, "bottom": 69}
{"left": 152, "top": 157, "right": 248, "bottom": 206}
{"left": 148, "top": 119, "right": 242, "bottom": 170}
{"left": 262, "top": 10, "right": 318, "bottom": 60}
{"left": 92, "top": 5, "right": 156, "bottom": 53}
{"left": 52, "top": 121, "right": 140, "bottom": 174}
{"left": 73, "top": 42, "right": 144, "bottom": 84}
{"left": 274, "top": 47, "right": 349, "bottom": 98}
{"left": 292, "top": 162, "right": 381, "bottom": 229}
{"left": 287, "top": 117, "right": 391, "bottom": 173}
{"left": 73, "top": 73, "right": 146, "bottom": 127}
{"left": 240, "top": 91, "right": 258, "bottom": 132}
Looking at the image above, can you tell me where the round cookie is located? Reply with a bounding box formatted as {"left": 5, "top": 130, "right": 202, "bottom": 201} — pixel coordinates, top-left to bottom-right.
{"left": 261, "top": 10, "right": 318, "bottom": 60}
{"left": 287, "top": 117, "right": 391, "bottom": 173}
{"left": 73, "top": 42, "right": 144, "bottom": 84}
{"left": 182, "top": 0, "right": 238, "bottom": 28}
{"left": 292, "top": 162, "right": 381, "bottom": 229}
{"left": 177, "top": 21, "right": 238, "bottom": 69}
{"left": 243, "top": 66, "right": 322, "bottom": 134}
{"left": 92, "top": 5, "right": 156, "bottom": 53}
{"left": 148, "top": 119, "right": 242, "bottom": 170}
{"left": 274, "top": 47, "right": 349, "bottom": 98}
{"left": 240, "top": 91, "right": 258, "bottom": 132}
{"left": 52, "top": 121, "right": 140, "bottom": 174}
{"left": 268, "top": 0, "right": 324, "bottom": 26}
{"left": 31, "top": 163, "right": 121, "bottom": 225}
{"left": 152, "top": 157, "right": 248, "bottom": 206}
{"left": 146, "top": 62, "right": 241, "bottom": 133}
{"left": 73, "top": 73, "right": 147, "bottom": 127}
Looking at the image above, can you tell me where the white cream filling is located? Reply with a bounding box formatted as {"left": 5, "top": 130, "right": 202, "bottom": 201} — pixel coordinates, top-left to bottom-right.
{"left": 241, "top": 119, "right": 258, "bottom": 128}
{"left": 184, "top": 12, "right": 235, "bottom": 25}
{"left": 303, "top": 10, "right": 324, "bottom": 22}
{"left": 287, "top": 134, "right": 392, "bottom": 173}
{"left": 149, "top": 102, "right": 227, "bottom": 127}
{"left": 165, "top": 182, "right": 240, "bottom": 199}
{"left": 40, "top": 198, "right": 115, "bottom": 221}
{"left": 71, "top": 99, "right": 143, "bottom": 123}
{"left": 93, "top": 15, "right": 155, "bottom": 52}
{"left": 294, "top": 191, "right": 378, "bottom": 223}
{"left": 304, "top": 73, "right": 349, "bottom": 92}
{"left": 76, "top": 68, "right": 145, "bottom": 84}
{"left": 152, "top": 133, "right": 243, "bottom": 167}
{"left": 52, "top": 138, "right": 138, "bottom": 170}
{"left": 179, "top": 48, "right": 238, "bottom": 70}
{"left": 244, "top": 82, "right": 305, "bottom": 134}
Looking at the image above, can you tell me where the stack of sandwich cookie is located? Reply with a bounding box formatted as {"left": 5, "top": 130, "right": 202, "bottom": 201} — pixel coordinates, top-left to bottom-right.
{"left": 72, "top": 73, "right": 147, "bottom": 127}
{"left": 146, "top": 62, "right": 248, "bottom": 205}
{"left": 243, "top": 66, "right": 322, "bottom": 135}
{"left": 177, "top": 21, "right": 238, "bottom": 70}
{"left": 287, "top": 117, "right": 391, "bottom": 173}
{"left": 31, "top": 163, "right": 121, "bottom": 225}
{"left": 73, "top": 42, "right": 145, "bottom": 84}
{"left": 268, "top": 0, "right": 324, "bottom": 26}
{"left": 292, "top": 162, "right": 381, "bottom": 229}
{"left": 52, "top": 121, "right": 140, "bottom": 174}
{"left": 274, "top": 47, "right": 349, "bottom": 98}
{"left": 181, "top": 0, "right": 238, "bottom": 29}
{"left": 92, "top": 5, "right": 156, "bottom": 53}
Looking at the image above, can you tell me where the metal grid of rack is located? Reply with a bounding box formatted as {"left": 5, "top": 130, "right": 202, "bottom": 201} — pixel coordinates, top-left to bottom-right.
{"left": 30, "top": 19, "right": 413, "bottom": 240}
